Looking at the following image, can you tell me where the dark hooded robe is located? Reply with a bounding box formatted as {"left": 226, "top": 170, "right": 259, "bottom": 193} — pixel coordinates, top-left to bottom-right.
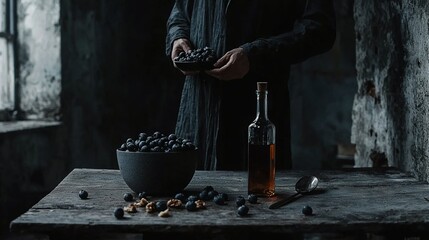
{"left": 166, "top": 0, "right": 336, "bottom": 170}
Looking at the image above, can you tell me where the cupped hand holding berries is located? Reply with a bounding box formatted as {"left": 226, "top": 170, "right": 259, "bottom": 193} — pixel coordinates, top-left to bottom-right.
{"left": 171, "top": 38, "right": 191, "bottom": 61}
{"left": 205, "top": 48, "right": 249, "bottom": 81}
{"left": 171, "top": 38, "right": 198, "bottom": 75}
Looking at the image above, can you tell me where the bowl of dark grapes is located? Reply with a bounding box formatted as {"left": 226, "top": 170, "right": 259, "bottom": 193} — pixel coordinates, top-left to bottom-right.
{"left": 174, "top": 46, "right": 217, "bottom": 72}
{"left": 117, "top": 131, "right": 198, "bottom": 196}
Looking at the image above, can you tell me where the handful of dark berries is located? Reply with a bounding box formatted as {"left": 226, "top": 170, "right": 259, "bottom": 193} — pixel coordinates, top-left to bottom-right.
{"left": 118, "top": 131, "right": 197, "bottom": 153}
{"left": 174, "top": 47, "right": 217, "bottom": 71}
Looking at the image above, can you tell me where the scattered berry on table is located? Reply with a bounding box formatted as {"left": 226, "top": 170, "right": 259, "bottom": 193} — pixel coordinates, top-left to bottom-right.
{"left": 218, "top": 193, "right": 228, "bottom": 201}
{"left": 247, "top": 194, "right": 258, "bottom": 204}
{"left": 155, "top": 200, "right": 168, "bottom": 212}
{"left": 302, "top": 205, "right": 313, "bottom": 216}
{"left": 123, "top": 193, "right": 134, "bottom": 202}
{"left": 207, "top": 190, "right": 219, "bottom": 200}
{"left": 187, "top": 195, "right": 199, "bottom": 202}
{"left": 185, "top": 201, "right": 197, "bottom": 211}
{"left": 114, "top": 207, "right": 124, "bottom": 219}
{"left": 199, "top": 190, "right": 209, "bottom": 201}
{"left": 236, "top": 196, "right": 246, "bottom": 206}
{"left": 138, "top": 192, "right": 147, "bottom": 200}
{"left": 213, "top": 195, "right": 225, "bottom": 205}
{"left": 78, "top": 190, "right": 88, "bottom": 199}
{"left": 237, "top": 205, "right": 249, "bottom": 216}
{"left": 174, "top": 193, "right": 187, "bottom": 203}
{"left": 203, "top": 185, "right": 214, "bottom": 192}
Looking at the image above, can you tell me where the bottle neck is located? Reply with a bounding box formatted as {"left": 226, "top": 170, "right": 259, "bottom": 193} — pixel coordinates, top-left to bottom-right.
{"left": 256, "top": 90, "right": 268, "bottom": 120}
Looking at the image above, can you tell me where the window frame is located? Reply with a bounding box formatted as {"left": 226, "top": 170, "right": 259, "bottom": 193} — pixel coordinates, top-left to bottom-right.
{"left": 0, "top": 0, "right": 16, "bottom": 121}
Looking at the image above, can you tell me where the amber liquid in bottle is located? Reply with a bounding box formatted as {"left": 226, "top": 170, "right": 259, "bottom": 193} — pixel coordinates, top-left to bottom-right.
{"left": 248, "top": 82, "right": 276, "bottom": 197}
{"left": 248, "top": 144, "right": 276, "bottom": 197}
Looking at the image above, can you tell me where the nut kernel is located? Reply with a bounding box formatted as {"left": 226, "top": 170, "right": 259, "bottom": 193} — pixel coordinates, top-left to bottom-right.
{"left": 158, "top": 208, "right": 171, "bottom": 217}
{"left": 124, "top": 203, "right": 137, "bottom": 213}
{"left": 195, "top": 200, "right": 206, "bottom": 209}
{"left": 136, "top": 198, "right": 149, "bottom": 207}
{"left": 167, "top": 199, "right": 182, "bottom": 208}
{"left": 145, "top": 202, "right": 157, "bottom": 213}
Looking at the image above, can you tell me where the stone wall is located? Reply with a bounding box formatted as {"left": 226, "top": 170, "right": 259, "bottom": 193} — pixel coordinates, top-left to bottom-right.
{"left": 352, "top": 1, "right": 429, "bottom": 182}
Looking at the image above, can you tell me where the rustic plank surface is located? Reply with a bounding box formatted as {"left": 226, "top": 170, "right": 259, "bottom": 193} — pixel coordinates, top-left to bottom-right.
{"left": 9, "top": 168, "right": 429, "bottom": 236}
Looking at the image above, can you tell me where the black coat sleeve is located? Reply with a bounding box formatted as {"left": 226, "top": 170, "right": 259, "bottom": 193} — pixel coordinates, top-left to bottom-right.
{"left": 165, "top": 0, "right": 193, "bottom": 57}
{"left": 240, "top": 0, "right": 336, "bottom": 65}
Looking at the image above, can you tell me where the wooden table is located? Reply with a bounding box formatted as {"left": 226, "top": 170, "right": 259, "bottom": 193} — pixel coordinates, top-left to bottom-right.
{"left": 9, "top": 168, "right": 429, "bottom": 239}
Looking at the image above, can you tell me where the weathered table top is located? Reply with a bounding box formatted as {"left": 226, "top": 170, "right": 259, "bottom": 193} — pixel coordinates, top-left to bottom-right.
{"left": 10, "top": 168, "right": 429, "bottom": 237}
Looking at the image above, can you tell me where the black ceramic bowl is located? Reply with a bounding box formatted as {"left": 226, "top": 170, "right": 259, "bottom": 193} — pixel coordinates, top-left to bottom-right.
{"left": 117, "top": 150, "right": 198, "bottom": 196}
{"left": 174, "top": 60, "right": 216, "bottom": 72}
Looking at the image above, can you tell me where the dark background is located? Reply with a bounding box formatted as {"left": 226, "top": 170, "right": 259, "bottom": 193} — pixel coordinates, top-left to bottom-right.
{"left": 0, "top": 0, "right": 356, "bottom": 238}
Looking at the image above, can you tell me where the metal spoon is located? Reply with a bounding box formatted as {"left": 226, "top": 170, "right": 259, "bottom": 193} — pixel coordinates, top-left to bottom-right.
{"left": 268, "top": 175, "right": 319, "bottom": 209}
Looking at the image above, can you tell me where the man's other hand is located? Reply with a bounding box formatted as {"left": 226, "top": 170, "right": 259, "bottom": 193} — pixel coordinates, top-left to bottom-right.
{"left": 205, "top": 48, "right": 249, "bottom": 81}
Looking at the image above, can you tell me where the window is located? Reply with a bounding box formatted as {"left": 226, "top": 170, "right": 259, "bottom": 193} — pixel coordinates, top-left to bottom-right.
{"left": 0, "top": 0, "right": 60, "bottom": 132}
{"left": 0, "top": 0, "right": 15, "bottom": 120}
{"left": 0, "top": 0, "right": 60, "bottom": 123}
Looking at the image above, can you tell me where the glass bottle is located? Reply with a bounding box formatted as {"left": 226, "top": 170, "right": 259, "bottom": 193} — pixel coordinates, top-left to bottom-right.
{"left": 247, "top": 82, "right": 276, "bottom": 197}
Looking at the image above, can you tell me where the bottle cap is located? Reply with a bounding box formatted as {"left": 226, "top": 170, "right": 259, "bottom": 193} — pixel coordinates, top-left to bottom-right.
{"left": 257, "top": 82, "right": 267, "bottom": 92}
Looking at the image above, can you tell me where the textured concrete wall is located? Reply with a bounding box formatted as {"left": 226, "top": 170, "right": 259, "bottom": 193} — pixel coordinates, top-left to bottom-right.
{"left": 352, "top": 1, "right": 429, "bottom": 182}
{"left": 17, "top": 0, "right": 61, "bottom": 120}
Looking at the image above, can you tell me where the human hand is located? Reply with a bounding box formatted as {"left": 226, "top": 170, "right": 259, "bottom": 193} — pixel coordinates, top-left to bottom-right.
{"left": 171, "top": 38, "right": 198, "bottom": 75}
{"left": 205, "top": 48, "right": 249, "bottom": 81}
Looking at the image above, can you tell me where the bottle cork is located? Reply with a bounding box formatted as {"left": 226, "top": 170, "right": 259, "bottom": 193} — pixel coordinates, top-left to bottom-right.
{"left": 257, "top": 82, "right": 267, "bottom": 92}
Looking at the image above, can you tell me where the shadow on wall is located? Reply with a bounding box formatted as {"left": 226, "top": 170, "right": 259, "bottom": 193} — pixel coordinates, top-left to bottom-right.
{"left": 289, "top": 0, "right": 357, "bottom": 170}
{"left": 60, "top": 0, "right": 183, "bottom": 170}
